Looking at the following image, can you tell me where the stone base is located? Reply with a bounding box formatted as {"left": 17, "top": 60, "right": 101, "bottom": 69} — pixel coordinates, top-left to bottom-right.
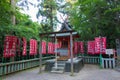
{"left": 45, "top": 59, "right": 55, "bottom": 71}
{"left": 45, "top": 58, "right": 84, "bottom": 73}
{"left": 65, "top": 58, "right": 84, "bottom": 72}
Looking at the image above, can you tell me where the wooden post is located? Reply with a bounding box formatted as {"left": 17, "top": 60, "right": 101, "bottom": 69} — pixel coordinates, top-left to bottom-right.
{"left": 39, "top": 36, "right": 42, "bottom": 73}
{"left": 70, "top": 32, "right": 74, "bottom": 76}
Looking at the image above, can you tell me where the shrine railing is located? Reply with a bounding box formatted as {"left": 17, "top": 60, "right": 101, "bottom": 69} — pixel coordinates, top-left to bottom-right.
{"left": 0, "top": 56, "right": 55, "bottom": 76}
{"left": 102, "top": 58, "right": 115, "bottom": 69}
{"left": 84, "top": 56, "right": 100, "bottom": 64}
{"left": 79, "top": 56, "right": 100, "bottom": 64}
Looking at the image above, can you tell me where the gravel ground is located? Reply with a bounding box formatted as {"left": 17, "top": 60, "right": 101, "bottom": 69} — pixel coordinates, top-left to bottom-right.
{"left": 2, "top": 64, "right": 120, "bottom": 80}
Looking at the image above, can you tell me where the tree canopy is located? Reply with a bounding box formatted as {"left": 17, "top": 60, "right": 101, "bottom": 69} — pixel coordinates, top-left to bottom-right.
{"left": 69, "top": 0, "right": 120, "bottom": 48}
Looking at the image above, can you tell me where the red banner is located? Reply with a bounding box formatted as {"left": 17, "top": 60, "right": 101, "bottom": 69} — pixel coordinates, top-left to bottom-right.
{"left": 74, "top": 42, "right": 78, "bottom": 54}
{"left": 87, "top": 41, "right": 95, "bottom": 54}
{"left": 22, "top": 37, "right": 27, "bottom": 56}
{"left": 17, "top": 38, "right": 21, "bottom": 56}
{"left": 3, "top": 36, "right": 17, "bottom": 58}
{"left": 95, "top": 37, "right": 100, "bottom": 54}
{"left": 30, "top": 39, "right": 37, "bottom": 55}
{"left": 101, "top": 37, "right": 106, "bottom": 54}
{"left": 42, "top": 41, "right": 46, "bottom": 54}
{"left": 95, "top": 37, "right": 106, "bottom": 54}
{"left": 54, "top": 42, "right": 61, "bottom": 49}
{"left": 35, "top": 40, "right": 37, "bottom": 54}
{"left": 48, "top": 42, "right": 55, "bottom": 54}
{"left": 79, "top": 42, "right": 84, "bottom": 53}
{"left": 30, "top": 39, "right": 34, "bottom": 55}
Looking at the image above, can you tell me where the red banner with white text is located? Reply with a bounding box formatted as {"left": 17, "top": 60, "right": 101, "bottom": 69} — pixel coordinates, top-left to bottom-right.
{"left": 30, "top": 39, "right": 37, "bottom": 55}
{"left": 48, "top": 42, "right": 55, "bottom": 54}
{"left": 87, "top": 41, "right": 95, "bottom": 55}
{"left": 95, "top": 37, "right": 100, "bottom": 54}
{"left": 95, "top": 37, "right": 106, "bottom": 54}
{"left": 22, "top": 37, "right": 27, "bottom": 56}
{"left": 101, "top": 37, "right": 106, "bottom": 54}
{"left": 3, "top": 36, "right": 17, "bottom": 58}
{"left": 74, "top": 42, "right": 78, "bottom": 54}
{"left": 79, "top": 42, "right": 84, "bottom": 54}
{"left": 42, "top": 41, "right": 46, "bottom": 54}
{"left": 17, "top": 38, "right": 21, "bottom": 56}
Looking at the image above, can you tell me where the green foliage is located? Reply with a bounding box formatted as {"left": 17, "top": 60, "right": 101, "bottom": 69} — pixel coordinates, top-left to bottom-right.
{"left": 5, "top": 24, "right": 40, "bottom": 41}
{"left": 0, "top": 0, "right": 12, "bottom": 26}
{"left": 0, "top": 23, "right": 41, "bottom": 53}
{"left": 69, "top": 0, "right": 120, "bottom": 48}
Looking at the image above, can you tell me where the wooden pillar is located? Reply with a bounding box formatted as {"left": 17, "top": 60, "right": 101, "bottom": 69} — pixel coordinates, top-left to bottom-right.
{"left": 70, "top": 32, "right": 74, "bottom": 76}
{"left": 39, "top": 36, "right": 42, "bottom": 73}
{"left": 55, "top": 34, "right": 58, "bottom": 68}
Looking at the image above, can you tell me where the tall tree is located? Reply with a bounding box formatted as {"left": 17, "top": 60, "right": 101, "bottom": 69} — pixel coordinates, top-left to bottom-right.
{"left": 69, "top": 0, "right": 120, "bottom": 48}
{"left": 11, "top": 0, "right": 16, "bottom": 25}
{"left": 37, "top": 0, "right": 58, "bottom": 31}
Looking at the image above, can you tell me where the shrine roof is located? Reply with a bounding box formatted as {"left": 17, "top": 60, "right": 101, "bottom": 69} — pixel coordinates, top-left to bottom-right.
{"left": 39, "top": 20, "right": 79, "bottom": 37}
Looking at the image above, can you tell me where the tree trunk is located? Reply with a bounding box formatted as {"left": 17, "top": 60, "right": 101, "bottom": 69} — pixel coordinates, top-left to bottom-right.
{"left": 11, "top": 0, "right": 16, "bottom": 25}
{"left": 50, "top": 6, "right": 53, "bottom": 31}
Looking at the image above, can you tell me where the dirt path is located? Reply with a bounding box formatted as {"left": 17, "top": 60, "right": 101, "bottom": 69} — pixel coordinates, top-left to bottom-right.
{"left": 2, "top": 64, "right": 120, "bottom": 80}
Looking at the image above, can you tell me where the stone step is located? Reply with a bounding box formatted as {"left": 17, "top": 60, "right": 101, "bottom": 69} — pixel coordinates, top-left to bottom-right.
{"left": 51, "top": 63, "right": 65, "bottom": 73}
{"left": 51, "top": 70, "right": 64, "bottom": 73}
{"left": 52, "top": 66, "right": 64, "bottom": 70}
{"left": 56, "top": 61, "right": 66, "bottom": 64}
{"left": 51, "top": 61, "right": 66, "bottom": 73}
{"left": 54, "top": 63, "right": 65, "bottom": 67}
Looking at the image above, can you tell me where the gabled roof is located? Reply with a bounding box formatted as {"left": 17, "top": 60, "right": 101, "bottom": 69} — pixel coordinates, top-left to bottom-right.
{"left": 49, "top": 21, "right": 78, "bottom": 37}
{"left": 39, "top": 20, "right": 79, "bottom": 38}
